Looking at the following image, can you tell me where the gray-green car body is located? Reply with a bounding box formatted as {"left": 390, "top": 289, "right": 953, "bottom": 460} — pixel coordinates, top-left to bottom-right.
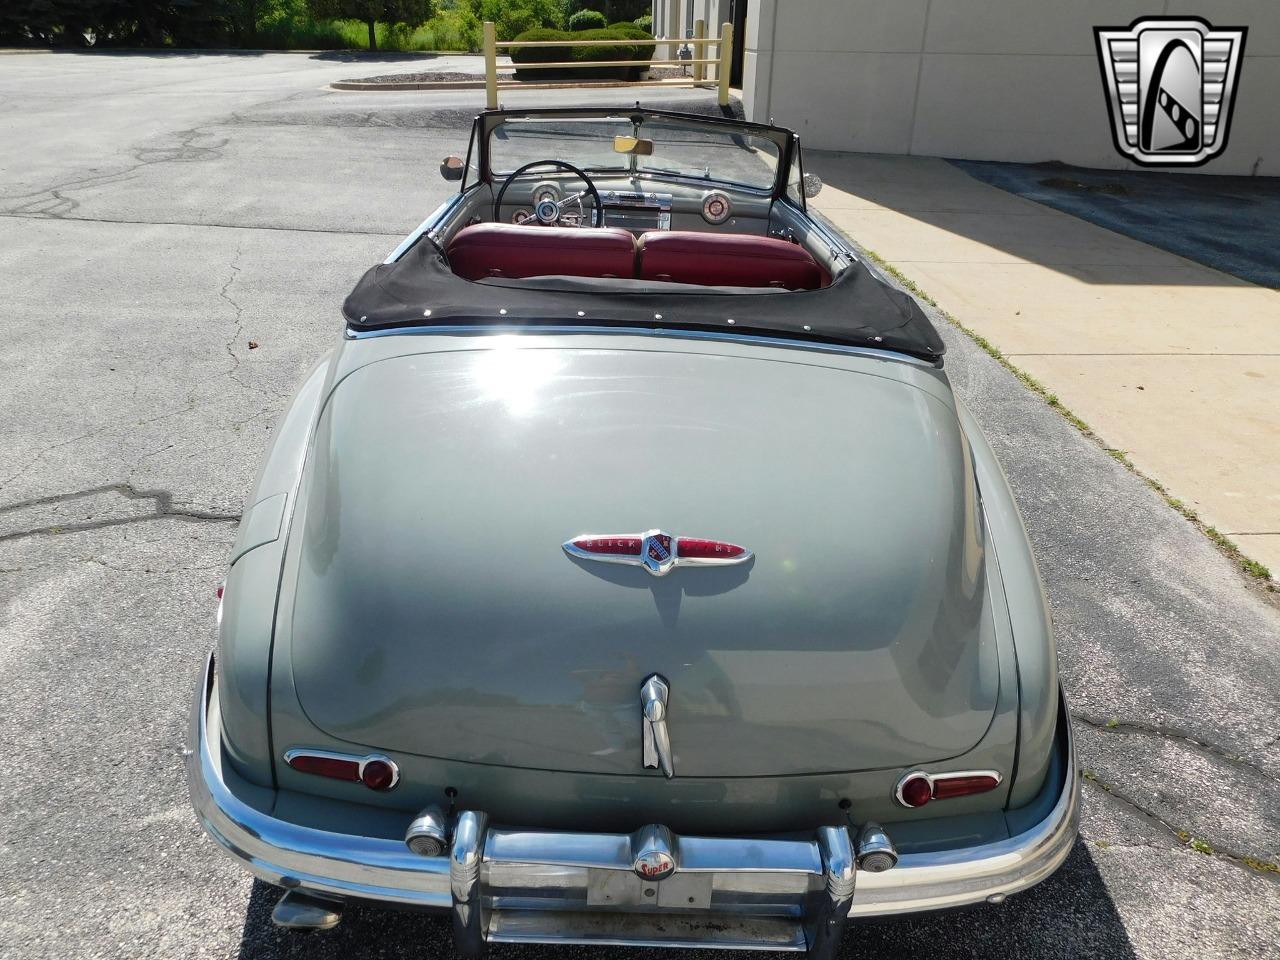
{"left": 188, "top": 107, "right": 1078, "bottom": 954}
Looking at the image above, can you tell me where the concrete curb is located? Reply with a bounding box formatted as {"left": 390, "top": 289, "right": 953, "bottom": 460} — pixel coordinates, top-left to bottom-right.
{"left": 330, "top": 77, "right": 712, "bottom": 92}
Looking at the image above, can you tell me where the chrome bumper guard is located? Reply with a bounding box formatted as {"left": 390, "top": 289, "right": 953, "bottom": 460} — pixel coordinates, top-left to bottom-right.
{"left": 188, "top": 655, "right": 1080, "bottom": 952}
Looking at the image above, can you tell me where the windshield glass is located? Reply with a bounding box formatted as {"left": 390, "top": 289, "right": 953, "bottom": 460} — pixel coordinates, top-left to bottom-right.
{"left": 488, "top": 115, "right": 783, "bottom": 191}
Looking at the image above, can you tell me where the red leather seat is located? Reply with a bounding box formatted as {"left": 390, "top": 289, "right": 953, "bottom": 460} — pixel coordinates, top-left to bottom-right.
{"left": 637, "top": 231, "right": 827, "bottom": 290}
{"left": 447, "top": 223, "right": 637, "bottom": 281}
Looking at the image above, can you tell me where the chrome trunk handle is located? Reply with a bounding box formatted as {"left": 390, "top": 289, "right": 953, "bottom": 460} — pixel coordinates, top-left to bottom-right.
{"left": 640, "top": 674, "right": 674, "bottom": 779}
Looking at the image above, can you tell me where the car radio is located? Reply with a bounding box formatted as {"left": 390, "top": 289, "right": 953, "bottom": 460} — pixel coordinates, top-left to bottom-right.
{"left": 601, "top": 190, "right": 672, "bottom": 233}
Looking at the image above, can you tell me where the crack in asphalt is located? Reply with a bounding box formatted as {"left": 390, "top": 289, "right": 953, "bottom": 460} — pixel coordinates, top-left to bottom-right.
{"left": 0, "top": 211, "right": 405, "bottom": 238}
{"left": 0, "top": 556, "right": 225, "bottom": 575}
{"left": 0, "top": 397, "right": 234, "bottom": 496}
{"left": 218, "top": 245, "right": 245, "bottom": 374}
{"left": 1, "top": 125, "right": 224, "bottom": 213}
{"left": 1080, "top": 773, "right": 1280, "bottom": 881}
{"left": 0, "top": 483, "right": 239, "bottom": 544}
{"left": 179, "top": 245, "right": 291, "bottom": 410}
{"left": 1074, "top": 713, "right": 1278, "bottom": 783}
{"left": 133, "top": 128, "right": 228, "bottom": 165}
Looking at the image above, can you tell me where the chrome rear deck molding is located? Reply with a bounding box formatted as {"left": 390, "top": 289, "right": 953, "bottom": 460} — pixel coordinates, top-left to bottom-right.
{"left": 344, "top": 324, "right": 936, "bottom": 367}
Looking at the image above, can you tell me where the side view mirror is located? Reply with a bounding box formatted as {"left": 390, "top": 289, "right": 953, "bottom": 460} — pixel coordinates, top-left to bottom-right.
{"left": 802, "top": 173, "right": 823, "bottom": 199}
{"left": 440, "top": 156, "right": 465, "bottom": 181}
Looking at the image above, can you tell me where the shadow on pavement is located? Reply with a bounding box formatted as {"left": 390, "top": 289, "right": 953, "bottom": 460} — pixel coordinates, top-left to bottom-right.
{"left": 807, "top": 149, "right": 1262, "bottom": 288}
{"left": 309, "top": 51, "right": 444, "bottom": 63}
{"left": 953, "top": 159, "right": 1280, "bottom": 290}
{"left": 235, "top": 840, "right": 1134, "bottom": 960}
{"left": 12, "top": 47, "right": 441, "bottom": 61}
{"left": 32, "top": 47, "right": 269, "bottom": 57}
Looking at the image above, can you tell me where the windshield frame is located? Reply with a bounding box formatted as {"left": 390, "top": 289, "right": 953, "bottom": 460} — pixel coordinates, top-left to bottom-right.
{"left": 469, "top": 107, "right": 798, "bottom": 200}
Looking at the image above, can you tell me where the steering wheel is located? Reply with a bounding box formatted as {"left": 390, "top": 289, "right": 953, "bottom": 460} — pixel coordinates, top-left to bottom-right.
{"left": 493, "top": 160, "right": 604, "bottom": 228}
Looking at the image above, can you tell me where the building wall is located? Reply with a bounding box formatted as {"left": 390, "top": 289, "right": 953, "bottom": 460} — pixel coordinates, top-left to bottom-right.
{"left": 652, "top": 0, "right": 734, "bottom": 69}
{"left": 743, "top": 0, "right": 1278, "bottom": 175}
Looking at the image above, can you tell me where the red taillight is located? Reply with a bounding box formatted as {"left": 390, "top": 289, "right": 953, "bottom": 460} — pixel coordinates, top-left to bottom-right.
{"left": 360, "top": 759, "right": 396, "bottom": 791}
{"left": 287, "top": 753, "right": 360, "bottom": 782}
{"left": 216, "top": 585, "right": 224, "bottom": 600}
{"left": 932, "top": 773, "right": 1001, "bottom": 800}
{"left": 675, "top": 538, "right": 748, "bottom": 560}
{"left": 898, "top": 774, "right": 933, "bottom": 808}
{"left": 285, "top": 751, "right": 399, "bottom": 791}
{"left": 895, "top": 770, "right": 1002, "bottom": 807}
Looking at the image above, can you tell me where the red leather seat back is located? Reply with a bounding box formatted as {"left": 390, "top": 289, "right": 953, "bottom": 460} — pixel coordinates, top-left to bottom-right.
{"left": 638, "top": 231, "right": 827, "bottom": 289}
{"left": 448, "top": 223, "right": 637, "bottom": 281}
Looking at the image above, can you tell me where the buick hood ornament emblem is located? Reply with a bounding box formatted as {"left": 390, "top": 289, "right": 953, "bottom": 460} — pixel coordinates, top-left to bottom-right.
{"left": 563, "top": 530, "right": 751, "bottom": 577}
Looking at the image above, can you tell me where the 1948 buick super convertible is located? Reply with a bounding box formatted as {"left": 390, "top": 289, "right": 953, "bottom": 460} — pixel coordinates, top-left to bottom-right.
{"left": 187, "top": 107, "right": 1078, "bottom": 955}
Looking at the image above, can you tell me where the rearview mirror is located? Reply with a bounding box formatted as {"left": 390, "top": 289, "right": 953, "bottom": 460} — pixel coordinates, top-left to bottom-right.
{"left": 613, "top": 135, "right": 655, "bottom": 156}
{"left": 802, "top": 173, "right": 823, "bottom": 199}
{"left": 440, "top": 156, "right": 465, "bottom": 181}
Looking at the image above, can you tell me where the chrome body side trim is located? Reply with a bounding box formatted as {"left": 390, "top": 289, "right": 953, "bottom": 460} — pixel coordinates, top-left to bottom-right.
{"left": 344, "top": 324, "right": 937, "bottom": 369}
{"left": 188, "top": 654, "right": 1079, "bottom": 927}
{"left": 385, "top": 192, "right": 470, "bottom": 264}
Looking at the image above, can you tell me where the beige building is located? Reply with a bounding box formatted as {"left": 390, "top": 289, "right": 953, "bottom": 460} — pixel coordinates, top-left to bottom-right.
{"left": 656, "top": 1, "right": 1278, "bottom": 176}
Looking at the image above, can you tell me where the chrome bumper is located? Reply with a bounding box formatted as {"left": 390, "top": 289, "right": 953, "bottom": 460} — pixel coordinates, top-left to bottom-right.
{"left": 188, "top": 655, "right": 1079, "bottom": 950}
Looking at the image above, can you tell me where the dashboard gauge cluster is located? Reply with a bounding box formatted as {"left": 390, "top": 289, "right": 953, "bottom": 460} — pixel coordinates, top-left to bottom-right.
{"left": 531, "top": 181, "right": 562, "bottom": 205}
{"left": 701, "top": 191, "right": 732, "bottom": 225}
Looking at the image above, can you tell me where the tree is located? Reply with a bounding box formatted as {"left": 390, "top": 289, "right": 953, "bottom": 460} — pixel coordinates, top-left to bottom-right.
{"left": 461, "top": 0, "right": 564, "bottom": 36}
{"left": 566, "top": 0, "right": 642, "bottom": 22}
{"left": 307, "top": 0, "right": 431, "bottom": 50}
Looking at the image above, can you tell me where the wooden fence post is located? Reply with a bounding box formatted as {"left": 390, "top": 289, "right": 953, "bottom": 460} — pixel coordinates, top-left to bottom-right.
{"left": 693, "top": 19, "right": 706, "bottom": 83}
{"left": 483, "top": 21, "right": 498, "bottom": 110}
{"left": 717, "top": 22, "right": 733, "bottom": 106}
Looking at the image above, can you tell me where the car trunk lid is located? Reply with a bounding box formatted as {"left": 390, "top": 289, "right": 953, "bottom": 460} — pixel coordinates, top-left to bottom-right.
{"left": 286, "top": 341, "right": 996, "bottom": 777}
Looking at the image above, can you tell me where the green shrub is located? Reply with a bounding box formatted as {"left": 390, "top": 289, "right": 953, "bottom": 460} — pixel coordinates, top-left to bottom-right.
{"left": 567, "top": 9, "right": 605, "bottom": 30}
{"left": 567, "top": 0, "right": 646, "bottom": 19}
{"left": 509, "top": 23, "right": 652, "bottom": 79}
{"left": 507, "top": 25, "right": 566, "bottom": 62}
{"left": 463, "top": 0, "right": 564, "bottom": 37}
{"left": 576, "top": 24, "right": 650, "bottom": 63}
{"left": 632, "top": 13, "right": 651, "bottom": 32}
{"left": 496, "top": 6, "right": 541, "bottom": 38}
{"left": 606, "top": 20, "right": 646, "bottom": 38}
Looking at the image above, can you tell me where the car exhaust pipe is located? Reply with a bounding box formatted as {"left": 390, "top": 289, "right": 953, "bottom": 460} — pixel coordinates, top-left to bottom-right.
{"left": 271, "top": 890, "right": 343, "bottom": 930}
{"left": 855, "top": 821, "right": 898, "bottom": 873}
{"left": 405, "top": 804, "right": 450, "bottom": 857}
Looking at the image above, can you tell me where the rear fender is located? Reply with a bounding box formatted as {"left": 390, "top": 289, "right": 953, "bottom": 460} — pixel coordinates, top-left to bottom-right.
{"left": 217, "top": 354, "right": 333, "bottom": 787}
{"left": 956, "top": 399, "right": 1059, "bottom": 808}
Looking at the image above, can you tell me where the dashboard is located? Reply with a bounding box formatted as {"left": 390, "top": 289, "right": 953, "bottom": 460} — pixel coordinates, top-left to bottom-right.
{"left": 496, "top": 177, "right": 769, "bottom": 235}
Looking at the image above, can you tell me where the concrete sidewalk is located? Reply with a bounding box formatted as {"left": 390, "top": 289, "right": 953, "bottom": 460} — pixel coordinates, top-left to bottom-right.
{"left": 809, "top": 152, "right": 1280, "bottom": 578}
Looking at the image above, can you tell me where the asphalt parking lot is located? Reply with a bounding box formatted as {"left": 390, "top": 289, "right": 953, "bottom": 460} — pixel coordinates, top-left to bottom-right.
{"left": 0, "top": 52, "right": 1277, "bottom": 960}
